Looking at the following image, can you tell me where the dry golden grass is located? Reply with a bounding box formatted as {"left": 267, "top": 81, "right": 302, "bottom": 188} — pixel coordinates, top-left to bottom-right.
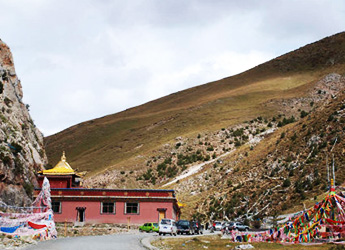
{"left": 152, "top": 235, "right": 333, "bottom": 250}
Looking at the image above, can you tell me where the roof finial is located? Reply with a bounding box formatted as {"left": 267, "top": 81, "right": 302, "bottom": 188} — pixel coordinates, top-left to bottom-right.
{"left": 61, "top": 151, "right": 66, "bottom": 162}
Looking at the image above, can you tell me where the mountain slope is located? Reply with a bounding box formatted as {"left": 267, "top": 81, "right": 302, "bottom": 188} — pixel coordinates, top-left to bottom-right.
{"left": 174, "top": 79, "right": 345, "bottom": 220}
{"left": 45, "top": 32, "right": 345, "bottom": 179}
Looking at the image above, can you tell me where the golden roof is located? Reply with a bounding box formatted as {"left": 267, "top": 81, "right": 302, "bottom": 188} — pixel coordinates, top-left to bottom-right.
{"left": 40, "top": 151, "right": 75, "bottom": 175}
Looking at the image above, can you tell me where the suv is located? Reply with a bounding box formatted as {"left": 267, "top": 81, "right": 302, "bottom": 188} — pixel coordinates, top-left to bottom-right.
{"left": 159, "top": 219, "right": 177, "bottom": 236}
{"left": 229, "top": 222, "right": 249, "bottom": 231}
{"left": 191, "top": 221, "right": 203, "bottom": 234}
{"left": 176, "top": 220, "right": 194, "bottom": 235}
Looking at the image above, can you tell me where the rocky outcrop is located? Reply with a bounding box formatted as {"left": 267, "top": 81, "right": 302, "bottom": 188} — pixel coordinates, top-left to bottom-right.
{"left": 0, "top": 39, "right": 47, "bottom": 206}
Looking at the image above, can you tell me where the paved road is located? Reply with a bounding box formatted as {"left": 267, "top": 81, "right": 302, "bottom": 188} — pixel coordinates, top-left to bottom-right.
{"left": 23, "top": 233, "right": 147, "bottom": 250}
{"left": 21, "top": 230, "right": 218, "bottom": 250}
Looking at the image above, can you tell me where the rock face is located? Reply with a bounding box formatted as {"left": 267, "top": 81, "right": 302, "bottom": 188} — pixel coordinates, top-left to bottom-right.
{"left": 0, "top": 39, "right": 47, "bottom": 206}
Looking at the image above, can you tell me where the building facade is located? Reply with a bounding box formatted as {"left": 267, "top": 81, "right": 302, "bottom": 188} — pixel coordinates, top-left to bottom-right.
{"left": 35, "top": 153, "right": 180, "bottom": 225}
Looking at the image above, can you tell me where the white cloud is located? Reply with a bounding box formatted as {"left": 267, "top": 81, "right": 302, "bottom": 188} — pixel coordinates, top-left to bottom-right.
{"left": 0, "top": 0, "right": 344, "bottom": 135}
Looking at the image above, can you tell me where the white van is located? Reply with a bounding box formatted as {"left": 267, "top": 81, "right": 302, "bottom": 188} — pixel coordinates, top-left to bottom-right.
{"left": 159, "top": 218, "right": 177, "bottom": 236}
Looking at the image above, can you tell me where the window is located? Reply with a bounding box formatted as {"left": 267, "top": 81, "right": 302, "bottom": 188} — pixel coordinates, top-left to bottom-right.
{"left": 125, "top": 202, "right": 139, "bottom": 214}
{"left": 101, "top": 202, "right": 115, "bottom": 214}
{"left": 52, "top": 201, "right": 61, "bottom": 213}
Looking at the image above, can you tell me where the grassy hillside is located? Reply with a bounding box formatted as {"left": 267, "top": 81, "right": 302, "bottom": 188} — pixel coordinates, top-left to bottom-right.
{"left": 174, "top": 87, "right": 345, "bottom": 220}
{"left": 45, "top": 32, "right": 345, "bottom": 178}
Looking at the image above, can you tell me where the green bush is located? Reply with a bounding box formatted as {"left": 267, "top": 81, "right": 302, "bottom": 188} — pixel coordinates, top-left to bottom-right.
{"left": 157, "top": 163, "right": 167, "bottom": 171}
{"left": 235, "top": 141, "right": 241, "bottom": 147}
{"left": 232, "top": 128, "right": 244, "bottom": 137}
{"left": 282, "top": 178, "right": 291, "bottom": 187}
{"left": 142, "top": 169, "right": 153, "bottom": 180}
{"left": 167, "top": 166, "right": 178, "bottom": 178}
{"left": 300, "top": 110, "right": 308, "bottom": 118}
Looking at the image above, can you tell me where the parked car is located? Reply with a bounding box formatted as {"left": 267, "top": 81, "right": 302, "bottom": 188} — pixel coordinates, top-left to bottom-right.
{"left": 191, "top": 221, "right": 203, "bottom": 234}
{"left": 229, "top": 222, "right": 249, "bottom": 231}
{"left": 221, "top": 221, "right": 231, "bottom": 230}
{"left": 176, "top": 220, "right": 194, "bottom": 235}
{"left": 139, "top": 222, "right": 159, "bottom": 233}
{"left": 159, "top": 219, "right": 177, "bottom": 236}
{"left": 213, "top": 221, "right": 222, "bottom": 231}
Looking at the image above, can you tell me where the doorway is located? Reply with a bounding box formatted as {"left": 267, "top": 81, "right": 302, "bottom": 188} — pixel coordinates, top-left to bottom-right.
{"left": 157, "top": 208, "right": 167, "bottom": 223}
{"left": 76, "top": 207, "right": 86, "bottom": 222}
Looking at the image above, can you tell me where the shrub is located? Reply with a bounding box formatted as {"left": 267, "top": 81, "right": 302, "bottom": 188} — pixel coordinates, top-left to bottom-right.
{"left": 157, "top": 163, "right": 167, "bottom": 171}
{"left": 252, "top": 220, "right": 261, "bottom": 229}
{"left": 300, "top": 110, "right": 308, "bottom": 118}
{"left": 0, "top": 81, "right": 3, "bottom": 94}
{"left": 4, "top": 97, "right": 12, "bottom": 107}
{"left": 291, "top": 133, "right": 297, "bottom": 141}
{"left": 167, "top": 166, "right": 178, "bottom": 178}
{"left": 235, "top": 141, "right": 241, "bottom": 147}
{"left": 175, "top": 142, "right": 181, "bottom": 149}
{"left": 151, "top": 176, "right": 156, "bottom": 185}
{"left": 142, "top": 169, "right": 153, "bottom": 180}
{"left": 164, "top": 157, "right": 172, "bottom": 164}
{"left": 327, "top": 115, "right": 334, "bottom": 122}
{"left": 232, "top": 128, "right": 244, "bottom": 137}
{"left": 282, "top": 178, "right": 291, "bottom": 187}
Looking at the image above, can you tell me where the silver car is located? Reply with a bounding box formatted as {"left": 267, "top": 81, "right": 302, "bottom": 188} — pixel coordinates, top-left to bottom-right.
{"left": 229, "top": 222, "right": 249, "bottom": 231}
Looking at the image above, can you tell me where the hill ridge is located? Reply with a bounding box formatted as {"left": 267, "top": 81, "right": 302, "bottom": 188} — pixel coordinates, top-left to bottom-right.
{"left": 45, "top": 32, "right": 345, "bottom": 186}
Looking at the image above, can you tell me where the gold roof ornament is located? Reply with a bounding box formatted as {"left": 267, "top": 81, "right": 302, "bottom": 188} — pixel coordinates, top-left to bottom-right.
{"left": 40, "top": 151, "right": 75, "bottom": 175}
{"left": 177, "top": 201, "right": 185, "bottom": 208}
{"left": 176, "top": 196, "right": 185, "bottom": 208}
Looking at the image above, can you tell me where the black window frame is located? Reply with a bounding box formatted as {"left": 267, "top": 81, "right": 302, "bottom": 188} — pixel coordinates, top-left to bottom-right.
{"left": 101, "top": 202, "right": 116, "bottom": 214}
{"left": 125, "top": 202, "right": 139, "bottom": 214}
{"left": 52, "top": 201, "right": 61, "bottom": 214}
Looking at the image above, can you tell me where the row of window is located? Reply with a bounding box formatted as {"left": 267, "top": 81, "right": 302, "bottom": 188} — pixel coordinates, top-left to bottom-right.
{"left": 51, "top": 201, "right": 139, "bottom": 214}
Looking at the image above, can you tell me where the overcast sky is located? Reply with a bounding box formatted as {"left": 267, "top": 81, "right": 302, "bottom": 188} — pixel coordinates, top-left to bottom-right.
{"left": 1, "top": 0, "right": 344, "bottom": 136}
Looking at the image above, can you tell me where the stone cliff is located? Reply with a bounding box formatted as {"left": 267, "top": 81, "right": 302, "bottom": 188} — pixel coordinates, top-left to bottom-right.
{"left": 0, "top": 39, "right": 47, "bottom": 206}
